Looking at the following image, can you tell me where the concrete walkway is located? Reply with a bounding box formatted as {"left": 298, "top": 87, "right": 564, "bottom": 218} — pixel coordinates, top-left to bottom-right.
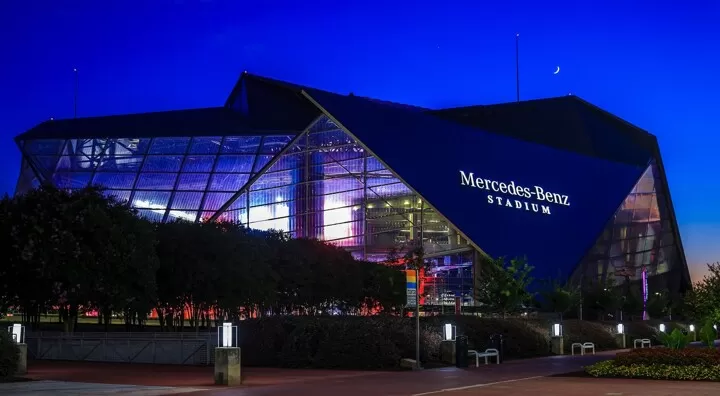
{"left": 12, "top": 350, "right": 693, "bottom": 396}
{"left": 0, "top": 380, "right": 205, "bottom": 395}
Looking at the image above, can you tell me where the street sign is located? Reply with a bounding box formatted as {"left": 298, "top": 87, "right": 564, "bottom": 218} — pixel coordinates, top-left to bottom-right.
{"left": 406, "top": 270, "right": 417, "bottom": 308}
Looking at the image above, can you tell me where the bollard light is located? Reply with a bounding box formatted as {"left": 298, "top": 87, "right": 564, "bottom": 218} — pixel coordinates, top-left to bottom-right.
{"left": 689, "top": 324, "right": 695, "bottom": 332}
{"left": 552, "top": 323, "right": 562, "bottom": 337}
{"left": 443, "top": 323, "right": 456, "bottom": 341}
{"left": 659, "top": 323, "right": 666, "bottom": 333}
{"left": 8, "top": 324, "right": 23, "bottom": 344}
{"left": 222, "top": 322, "right": 233, "bottom": 347}
{"left": 616, "top": 323, "right": 624, "bottom": 334}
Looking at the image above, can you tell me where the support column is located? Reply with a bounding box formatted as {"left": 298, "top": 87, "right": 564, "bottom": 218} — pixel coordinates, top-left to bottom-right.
{"left": 214, "top": 347, "right": 242, "bottom": 386}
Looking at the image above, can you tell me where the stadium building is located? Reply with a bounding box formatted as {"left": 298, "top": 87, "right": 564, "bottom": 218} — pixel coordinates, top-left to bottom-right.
{"left": 14, "top": 72, "right": 691, "bottom": 306}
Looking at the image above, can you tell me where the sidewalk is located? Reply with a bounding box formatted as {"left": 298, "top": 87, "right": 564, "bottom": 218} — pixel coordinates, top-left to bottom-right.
{"left": 17, "top": 351, "right": 617, "bottom": 396}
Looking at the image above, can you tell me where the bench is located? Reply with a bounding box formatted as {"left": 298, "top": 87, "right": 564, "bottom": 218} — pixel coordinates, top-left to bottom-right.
{"left": 571, "top": 342, "right": 595, "bottom": 355}
{"left": 468, "top": 348, "right": 500, "bottom": 366}
{"left": 633, "top": 338, "right": 651, "bottom": 348}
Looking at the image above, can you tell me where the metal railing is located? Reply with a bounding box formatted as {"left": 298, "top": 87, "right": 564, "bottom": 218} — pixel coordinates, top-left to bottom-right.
{"left": 25, "top": 331, "right": 217, "bottom": 365}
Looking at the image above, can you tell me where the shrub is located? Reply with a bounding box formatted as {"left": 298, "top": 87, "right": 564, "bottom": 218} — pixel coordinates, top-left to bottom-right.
{"left": 699, "top": 321, "right": 716, "bottom": 348}
{"left": 586, "top": 360, "right": 720, "bottom": 381}
{"left": 658, "top": 328, "right": 692, "bottom": 349}
{"left": 614, "top": 348, "right": 720, "bottom": 367}
{"left": 561, "top": 320, "right": 618, "bottom": 351}
{"left": 241, "top": 316, "right": 440, "bottom": 369}
{"left": 427, "top": 316, "right": 549, "bottom": 358}
{"left": 0, "top": 331, "right": 19, "bottom": 379}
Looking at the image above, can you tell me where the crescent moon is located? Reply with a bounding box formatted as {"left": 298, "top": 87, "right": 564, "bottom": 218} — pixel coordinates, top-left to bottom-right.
{"left": 554, "top": 66, "right": 560, "bottom": 75}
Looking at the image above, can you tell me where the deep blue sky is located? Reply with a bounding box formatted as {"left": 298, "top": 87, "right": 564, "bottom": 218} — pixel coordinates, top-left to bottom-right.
{"left": 1, "top": 1, "right": 718, "bottom": 281}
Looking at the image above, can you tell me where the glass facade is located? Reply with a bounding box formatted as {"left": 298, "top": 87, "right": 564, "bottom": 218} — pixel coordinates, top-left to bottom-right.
{"left": 15, "top": 116, "right": 476, "bottom": 305}
{"left": 17, "top": 135, "right": 295, "bottom": 223}
{"left": 213, "top": 116, "right": 476, "bottom": 304}
{"left": 571, "top": 162, "right": 682, "bottom": 287}
{"left": 15, "top": 112, "right": 687, "bottom": 304}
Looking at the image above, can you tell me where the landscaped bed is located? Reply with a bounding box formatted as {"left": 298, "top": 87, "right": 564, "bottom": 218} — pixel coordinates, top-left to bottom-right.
{"left": 586, "top": 348, "right": 720, "bottom": 381}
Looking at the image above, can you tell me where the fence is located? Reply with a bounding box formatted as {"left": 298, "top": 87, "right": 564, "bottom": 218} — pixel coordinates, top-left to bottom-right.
{"left": 25, "top": 332, "right": 217, "bottom": 365}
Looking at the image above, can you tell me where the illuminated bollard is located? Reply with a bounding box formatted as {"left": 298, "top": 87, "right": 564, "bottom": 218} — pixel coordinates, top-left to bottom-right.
{"left": 615, "top": 323, "right": 626, "bottom": 349}
{"left": 214, "top": 322, "right": 241, "bottom": 386}
{"left": 550, "top": 323, "right": 564, "bottom": 355}
{"left": 7, "top": 324, "right": 27, "bottom": 375}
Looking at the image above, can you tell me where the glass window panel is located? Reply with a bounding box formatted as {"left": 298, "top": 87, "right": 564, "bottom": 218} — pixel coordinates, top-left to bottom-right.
{"left": 249, "top": 186, "right": 295, "bottom": 207}
{"left": 31, "top": 156, "right": 61, "bottom": 173}
{"left": 217, "top": 209, "right": 247, "bottom": 224}
{"left": 55, "top": 155, "right": 94, "bottom": 172}
{"left": 189, "top": 137, "right": 222, "bottom": 154}
{"left": 308, "top": 129, "right": 354, "bottom": 147}
{"left": 249, "top": 204, "right": 290, "bottom": 231}
{"left": 171, "top": 192, "right": 204, "bottom": 210}
{"left": 228, "top": 193, "right": 246, "bottom": 210}
{"left": 136, "top": 209, "right": 166, "bottom": 222}
{"left": 366, "top": 157, "right": 387, "bottom": 172}
{"left": 265, "top": 152, "right": 303, "bottom": 172}
{"left": 167, "top": 210, "right": 198, "bottom": 222}
{"left": 112, "top": 138, "right": 152, "bottom": 155}
{"left": 252, "top": 155, "right": 274, "bottom": 172}
{"left": 132, "top": 191, "right": 171, "bottom": 210}
{"left": 182, "top": 155, "right": 216, "bottom": 172}
{"left": 24, "top": 139, "right": 65, "bottom": 155}
{"left": 96, "top": 155, "right": 144, "bottom": 172}
{"left": 176, "top": 173, "right": 209, "bottom": 191}
{"left": 135, "top": 173, "right": 178, "bottom": 190}
{"left": 53, "top": 172, "right": 92, "bottom": 189}
{"left": 322, "top": 150, "right": 366, "bottom": 167}
{"left": 148, "top": 137, "right": 190, "bottom": 154}
{"left": 251, "top": 170, "right": 295, "bottom": 191}
{"left": 368, "top": 182, "right": 413, "bottom": 198}
{"left": 221, "top": 136, "right": 262, "bottom": 153}
{"left": 143, "top": 156, "right": 183, "bottom": 172}
{"left": 214, "top": 155, "right": 255, "bottom": 173}
{"left": 92, "top": 172, "right": 137, "bottom": 189}
{"left": 316, "top": 178, "right": 364, "bottom": 195}
{"left": 367, "top": 176, "right": 400, "bottom": 188}
{"left": 260, "top": 135, "right": 294, "bottom": 153}
{"left": 209, "top": 173, "right": 249, "bottom": 191}
{"left": 202, "top": 193, "right": 235, "bottom": 211}
{"left": 104, "top": 190, "right": 132, "bottom": 203}
{"left": 66, "top": 139, "right": 106, "bottom": 156}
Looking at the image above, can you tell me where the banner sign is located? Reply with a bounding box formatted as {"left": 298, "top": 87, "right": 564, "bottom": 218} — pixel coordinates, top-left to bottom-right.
{"left": 406, "top": 270, "right": 417, "bottom": 308}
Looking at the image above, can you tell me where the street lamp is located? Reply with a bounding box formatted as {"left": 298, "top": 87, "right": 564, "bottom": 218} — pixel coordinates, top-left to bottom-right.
{"left": 689, "top": 324, "right": 695, "bottom": 332}
{"left": 659, "top": 323, "right": 666, "bottom": 333}
{"left": 616, "top": 323, "right": 625, "bottom": 334}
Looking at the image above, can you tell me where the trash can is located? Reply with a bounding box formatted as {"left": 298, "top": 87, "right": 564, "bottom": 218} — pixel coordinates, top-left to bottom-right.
{"left": 489, "top": 333, "right": 504, "bottom": 363}
{"left": 455, "top": 335, "right": 469, "bottom": 368}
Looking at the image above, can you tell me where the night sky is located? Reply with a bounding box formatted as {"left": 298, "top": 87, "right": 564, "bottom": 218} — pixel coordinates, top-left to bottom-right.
{"left": 1, "top": 1, "right": 718, "bottom": 282}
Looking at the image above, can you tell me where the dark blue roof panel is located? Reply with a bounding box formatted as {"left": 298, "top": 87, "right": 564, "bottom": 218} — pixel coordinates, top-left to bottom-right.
{"left": 15, "top": 107, "right": 301, "bottom": 141}
{"left": 303, "top": 88, "right": 646, "bottom": 280}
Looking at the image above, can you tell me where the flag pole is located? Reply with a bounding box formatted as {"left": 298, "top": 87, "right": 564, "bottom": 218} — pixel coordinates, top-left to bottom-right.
{"left": 73, "top": 68, "right": 78, "bottom": 118}
{"left": 515, "top": 33, "right": 520, "bottom": 102}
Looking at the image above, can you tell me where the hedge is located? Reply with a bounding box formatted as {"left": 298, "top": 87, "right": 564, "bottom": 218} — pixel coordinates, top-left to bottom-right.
{"left": 614, "top": 348, "right": 720, "bottom": 367}
{"left": 0, "top": 331, "right": 19, "bottom": 380}
{"left": 236, "top": 316, "right": 636, "bottom": 369}
{"left": 586, "top": 360, "right": 720, "bottom": 381}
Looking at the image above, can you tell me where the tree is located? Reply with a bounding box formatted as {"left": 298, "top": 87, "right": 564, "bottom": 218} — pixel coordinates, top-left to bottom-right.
{"left": 475, "top": 256, "right": 534, "bottom": 318}
{"left": 583, "top": 279, "right": 622, "bottom": 321}
{"left": 0, "top": 186, "right": 159, "bottom": 332}
{"left": 540, "top": 278, "right": 580, "bottom": 321}
{"left": 685, "top": 262, "right": 720, "bottom": 324}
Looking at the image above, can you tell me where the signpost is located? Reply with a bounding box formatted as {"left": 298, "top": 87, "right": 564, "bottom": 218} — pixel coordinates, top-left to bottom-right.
{"left": 406, "top": 270, "right": 417, "bottom": 308}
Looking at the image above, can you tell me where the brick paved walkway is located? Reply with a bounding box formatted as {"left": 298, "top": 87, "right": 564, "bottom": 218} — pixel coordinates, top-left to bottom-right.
{"left": 22, "top": 351, "right": 714, "bottom": 396}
